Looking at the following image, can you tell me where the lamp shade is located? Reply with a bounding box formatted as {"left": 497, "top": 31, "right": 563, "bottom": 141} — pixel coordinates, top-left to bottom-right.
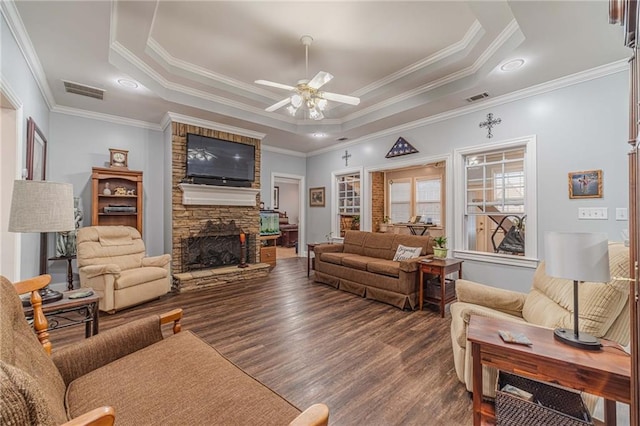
{"left": 544, "top": 231, "right": 610, "bottom": 282}
{"left": 8, "top": 180, "right": 75, "bottom": 233}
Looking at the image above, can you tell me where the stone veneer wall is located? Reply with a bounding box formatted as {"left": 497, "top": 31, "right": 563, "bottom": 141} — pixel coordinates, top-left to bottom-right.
{"left": 171, "top": 122, "right": 264, "bottom": 290}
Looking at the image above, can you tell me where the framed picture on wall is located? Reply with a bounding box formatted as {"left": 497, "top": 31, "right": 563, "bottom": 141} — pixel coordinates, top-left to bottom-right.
{"left": 310, "top": 187, "right": 325, "bottom": 207}
{"left": 568, "top": 169, "right": 603, "bottom": 199}
{"left": 26, "top": 117, "right": 47, "bottom": 181}
{"left": 273, "top": 186, "right": 280, "bottom": 210}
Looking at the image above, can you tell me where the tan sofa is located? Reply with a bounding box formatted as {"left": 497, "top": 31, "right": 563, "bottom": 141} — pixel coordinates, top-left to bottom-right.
{"left": 314, "top": 230, "right": 434, "bottom": 309}
{"left": 77, "top": 226, "right": 171, "bottom": 313}
{"left": 0, "top": 275, "right": 329, "bottom": 426}
{"left": 449, "top": 242, "right": 630, "bottom": 399}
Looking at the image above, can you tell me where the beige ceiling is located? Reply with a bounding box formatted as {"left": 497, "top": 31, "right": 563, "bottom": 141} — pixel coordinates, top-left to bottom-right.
{"left": 8, "top": 1, "right": 631, "bottom": 153}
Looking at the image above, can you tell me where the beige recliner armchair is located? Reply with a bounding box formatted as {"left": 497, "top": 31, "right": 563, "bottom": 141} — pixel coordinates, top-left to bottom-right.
{"left": 77, "top": 226, "right": 171, "bottom": 313}
{"left": 450, "top": 242, "right": 630, "bottom": 399}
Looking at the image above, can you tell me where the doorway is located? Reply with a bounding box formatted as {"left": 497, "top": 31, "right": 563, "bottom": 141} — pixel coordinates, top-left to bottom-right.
{"left": 0, "top": 89, "right": 23, "bottom": 281}
{"left": 271, "top": 173, "right": 305, "bottom": 258}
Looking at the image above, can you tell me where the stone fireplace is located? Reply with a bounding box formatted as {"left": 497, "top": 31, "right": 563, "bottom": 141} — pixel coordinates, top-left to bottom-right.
{"left": 171, "top": 121, "right": 269, "bottom": 292}
{"left": 182, "top": 220, "right": 251, "bottom": 271}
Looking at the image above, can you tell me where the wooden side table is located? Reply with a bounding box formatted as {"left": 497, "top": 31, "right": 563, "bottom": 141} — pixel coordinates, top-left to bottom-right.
{"left": 418, "top": 258, "right": 463, "bottom": 317}
{"left": 23, "top": 288, "right": 99, "bottom": 338}
{"left": 467, "top": 315, "right": 630, "bottom": 426}
{"left": 307, "top": 243, "right": 317, "bottom": 277}
{"left": 48, "top": 254, "right": 76, "bottom": 290}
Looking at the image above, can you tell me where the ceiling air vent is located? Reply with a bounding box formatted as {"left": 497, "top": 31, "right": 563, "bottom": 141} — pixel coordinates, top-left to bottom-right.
{"left": 63, "top": 80, "right": 105, "bottom": 100}
{"left": 336, "top": 137, "right": 349, "bottom": 141}
{"left": 466, "top": 92, "right": 489, "bottom": 103}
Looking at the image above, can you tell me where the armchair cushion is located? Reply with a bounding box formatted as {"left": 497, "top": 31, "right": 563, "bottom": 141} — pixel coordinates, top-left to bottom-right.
{"left": 52, "top": 316, "right": 164, "bottom": 386}
{"left": 81, "top": 264, "right": 120, "bottom": 279}
{"left": 115, "top": 267, "right": 168, "bottom": 290}
{"left": 456, "top": 279, "right": 526, "bottom": 317}
{"left": 141, "top": 254, "right": 171, "bottom": 268}
{"left": 66, "top": 331, "right": 301, "bottom": 424}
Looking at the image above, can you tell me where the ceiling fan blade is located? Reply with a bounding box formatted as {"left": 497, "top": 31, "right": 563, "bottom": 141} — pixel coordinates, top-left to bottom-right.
{"left": 255, "top": 80, "right": 296, "bottom": 91}
{"left": 321, "top": 91, "right": 361, "bottom": 106}
{"left": 265, "top": 97, "right": 291, "bottom": 112}
{"left": 307, "top": 71, "right": 333, "bottom": 90}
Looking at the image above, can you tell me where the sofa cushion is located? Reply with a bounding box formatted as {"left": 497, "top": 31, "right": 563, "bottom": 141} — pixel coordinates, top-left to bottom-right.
{"left": 343, "top": 230, "right": 368, "bottom": 255}
{"left": 66, "top": 331, "right": 301, "bottom": 424}
{"left": 0, "top": 278, "right": 68, "bottom": 425}
{"left": 367, "top": 260, "right": 400, "bottom": 278}
{"left": 115, "top": 266, "right": 168, "bottom": 290}
{"left": 392, "top": 244, "right": 422, "bottom": 261}
{"left": 321, "top": 252, "right": 356, "bottom": 266}
{"left": 342, "top": 255, "right": 372, "bottom": 271}
{"left": 362, "top": 232, "right": 396, "bottom": 259}
{"left": 393, "top": 235, "right": 434, "bottom": 256}
{"left": 0, "top": 361, "right": 59, "bottom": 426}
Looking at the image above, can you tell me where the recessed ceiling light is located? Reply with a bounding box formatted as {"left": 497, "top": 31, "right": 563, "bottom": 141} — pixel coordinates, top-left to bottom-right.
{"left": 117, "top": 79, "right": 139, "bottom": 88}
{"left": 312, "top": 132, "right": 327, "bottom": 138}
{"left": 500, "top": 59, "right": 525, "bottom": 72}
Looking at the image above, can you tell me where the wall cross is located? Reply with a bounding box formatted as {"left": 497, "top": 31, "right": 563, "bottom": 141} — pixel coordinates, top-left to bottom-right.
{"left": 479, "top": 113, "right": 502, "bottom": 139}
{"left": 342, "top": 150, "right": 351, "bottom": 167}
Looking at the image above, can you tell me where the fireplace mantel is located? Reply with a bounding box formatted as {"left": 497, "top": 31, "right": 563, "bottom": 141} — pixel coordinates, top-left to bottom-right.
{"left": 178, "top": 183, "right": 260, "bottom": 206}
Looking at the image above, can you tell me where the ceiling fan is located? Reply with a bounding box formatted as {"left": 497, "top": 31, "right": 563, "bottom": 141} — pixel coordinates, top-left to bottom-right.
{"left": 255, "top": 35, "right": 360, "bottom": 120}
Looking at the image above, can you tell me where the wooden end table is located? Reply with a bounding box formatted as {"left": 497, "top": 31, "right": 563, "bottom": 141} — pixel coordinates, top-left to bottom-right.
{"left": 467, "top": 315, "right": 630, "bottom": 426}
{"left": 48, "top": 254, "right": 76, "bottom": 291}
{"left": 23, "top": 288, "right": 100, "bottom": 338}
{"left": 418, "top": 258, "right": 463, "bottom": 317}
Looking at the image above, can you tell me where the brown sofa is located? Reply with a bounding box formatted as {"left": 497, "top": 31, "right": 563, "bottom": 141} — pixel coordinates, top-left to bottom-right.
{"left": 314, "top": 230, "right": 434, "bottom": 310}
{"left": 0, "top": 275, "right": 329, "bottom": 426}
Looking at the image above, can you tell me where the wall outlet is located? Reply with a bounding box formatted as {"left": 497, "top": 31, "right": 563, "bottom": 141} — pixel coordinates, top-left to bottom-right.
{"left": 578, "top": 207, "right": 608, "bottom": 220}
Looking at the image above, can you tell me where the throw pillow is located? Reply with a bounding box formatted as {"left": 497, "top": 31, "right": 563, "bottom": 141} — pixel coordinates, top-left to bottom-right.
{"left": 393, "top": 244, "right": 422, "bottom": 261}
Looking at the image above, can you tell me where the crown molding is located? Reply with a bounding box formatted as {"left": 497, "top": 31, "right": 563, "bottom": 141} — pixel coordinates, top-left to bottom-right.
{"left": 344, "top": 19, "right": 521, "bottom": 122}
{"left": 261, "top": 144, "right": 307, "bottom": 158}
{"left": 1, "top": 1, "right": 55, "bottom": 110}
{"left": 52, "top": 105, "right": 162, "bottom": 130}
{"left": 161, "top": 112, "right": 266, "bottom": 140}
{"left": 354, "top": 20, "right": 483, "bottom": 97}
{"left": 308, "top": 59, "right": 628, "bottom": 157}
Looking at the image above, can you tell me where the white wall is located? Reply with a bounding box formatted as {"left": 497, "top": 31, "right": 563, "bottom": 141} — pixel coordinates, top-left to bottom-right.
{"left": 260, "top": 148, "right": 306, "bottom": 209}
{"left": 48, "top": 113, "right": 165, "bottom": 283}
{"left": 1, "top": 12, "right": 52, "bottom": 280}
{"left": 305, "top": 71, "right": 630, "bottom": 292}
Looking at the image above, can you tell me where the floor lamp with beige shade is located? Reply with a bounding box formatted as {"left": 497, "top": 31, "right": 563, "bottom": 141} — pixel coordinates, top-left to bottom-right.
{"left": 8, "top": 180, "right": 75, "bottom": 304}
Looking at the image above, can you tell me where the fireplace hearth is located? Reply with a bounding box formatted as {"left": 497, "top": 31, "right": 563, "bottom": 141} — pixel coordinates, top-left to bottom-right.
{"left": 182, "top": 220, "right": 248, "bottom": 272}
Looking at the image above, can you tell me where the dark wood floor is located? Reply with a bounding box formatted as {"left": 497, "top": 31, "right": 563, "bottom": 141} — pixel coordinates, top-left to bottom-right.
{"left": 50, "top": 257, "right": 472, "bottom": 425}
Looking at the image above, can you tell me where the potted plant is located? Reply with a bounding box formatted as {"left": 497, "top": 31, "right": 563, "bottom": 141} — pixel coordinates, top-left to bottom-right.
{"left": 433, "top": 236, "right": 448, "bottom": 259}
{"left": 351, "top": 215, "right": 360, "bottom": 230}
{"left": 379, "top": 216, "right": 391, "bottom": 232}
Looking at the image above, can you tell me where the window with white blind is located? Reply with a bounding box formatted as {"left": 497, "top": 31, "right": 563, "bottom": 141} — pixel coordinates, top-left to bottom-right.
{"left": 415, "top": 178, "right": 442, "bottom": 225}
{"left": 454, "top": 136, "right": 537, "bottom": 268}
{"left": 389, "top": 179, "right": 411, "bottom": 223}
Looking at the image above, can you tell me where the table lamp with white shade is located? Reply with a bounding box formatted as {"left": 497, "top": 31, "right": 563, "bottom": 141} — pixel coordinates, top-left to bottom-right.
{"left": 544, "top": 231, "right": 610, "bottom": 350}
{"left": 9, "top": 180, "right": 75, "bottom": 304}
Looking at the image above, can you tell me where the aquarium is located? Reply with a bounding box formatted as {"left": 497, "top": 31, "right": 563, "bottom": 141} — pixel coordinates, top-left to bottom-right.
{"left": 260, "top": 211, "right": 280, "bottom": 235}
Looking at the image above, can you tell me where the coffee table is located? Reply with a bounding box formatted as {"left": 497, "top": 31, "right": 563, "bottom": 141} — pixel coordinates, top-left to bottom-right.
{"left": 23, "top": 288, "right": 99, "bottom": 338}
{"left": 467, "top": 315, "right": 630, "bottom": 426}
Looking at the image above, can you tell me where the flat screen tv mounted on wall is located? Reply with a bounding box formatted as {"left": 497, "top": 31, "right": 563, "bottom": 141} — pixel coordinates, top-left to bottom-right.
{"left": 186, "top": 133, "right": 256, "bottom": 187}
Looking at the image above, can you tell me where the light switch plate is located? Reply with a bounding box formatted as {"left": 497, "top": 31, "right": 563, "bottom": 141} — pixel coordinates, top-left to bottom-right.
{"left": 616, "top": 208, "right": 628, "bottom": 221}
{"left": 578, "top": 207, "right": 608, "bottom": 220}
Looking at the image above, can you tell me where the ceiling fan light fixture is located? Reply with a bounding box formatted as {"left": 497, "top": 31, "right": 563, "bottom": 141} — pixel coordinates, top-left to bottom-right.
{"left": 291, "top": 94, "right": 303, "bottom": 108}
{"left": 317, "top": 98, "right": 328, "bottom": 111}
{"left": 286, "top": 105, "right": 298, "bottom": 116}
{"left": 308, "top": 107, "right": 323, "bottom": 120}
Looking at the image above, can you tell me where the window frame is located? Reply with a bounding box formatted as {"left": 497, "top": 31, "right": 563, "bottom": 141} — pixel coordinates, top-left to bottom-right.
{"left": 454, "top": 135, "right": 538, "bottom": 268}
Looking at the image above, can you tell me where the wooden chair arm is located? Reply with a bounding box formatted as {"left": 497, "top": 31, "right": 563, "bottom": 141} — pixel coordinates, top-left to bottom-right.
{"left": 160, "top": 308, "right": 183, "bottom": 334}
{"left": 14, "top": 274, "right": 52, "bottom": 354}
{"left": 288, "top": 403, "right": 329, "bottom": 426}
{"left": 62, "top": 406, "right": 115, "bottom": 426}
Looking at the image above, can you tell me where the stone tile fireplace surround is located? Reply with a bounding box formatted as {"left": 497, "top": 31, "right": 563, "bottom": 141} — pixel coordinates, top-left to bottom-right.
{"left": 171, "top": 122, "right": 269, "bottom": 291}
